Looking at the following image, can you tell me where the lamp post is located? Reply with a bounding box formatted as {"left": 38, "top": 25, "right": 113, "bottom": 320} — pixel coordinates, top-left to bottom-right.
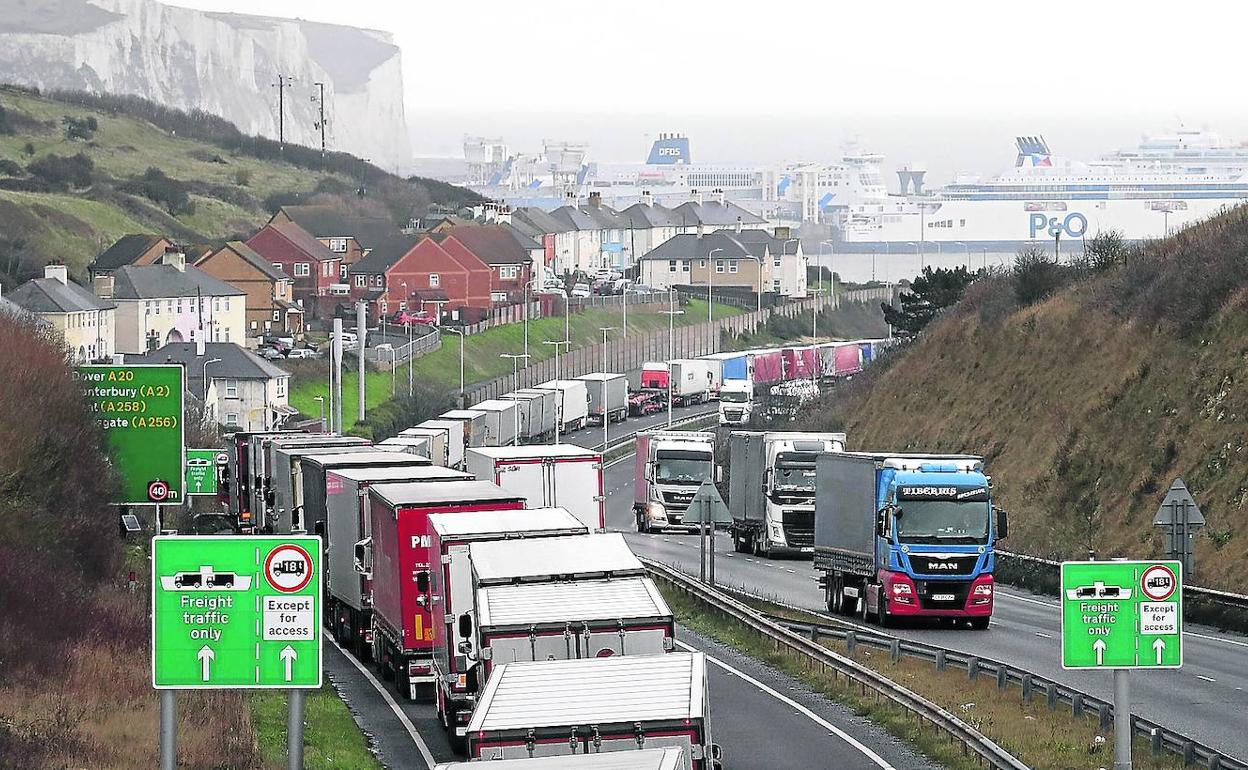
{"left": 543, "top": 339, "right": 570, "bottom": 443}
{"left": 202, "top": 358, "right": 222, "bottom": 424}
{"left": 499, "top": 353, "right": 530, "bottom": 445}
{"left": 707, "top": 247, "right": 723, "bottom": 325}
{"left": 661, "top": 289, "right": 684, "bottom": 428}
{"left": 313, "top": 395, "right": 325, "bottom": 432}
{"left": 598, "top": 326, "right": 617, "bottom": 449}
{"left": 387, "top": 347, "right": 397, "bottom": 397}
{"left": 442, "top": 327, "right": 466, "bottom": 408}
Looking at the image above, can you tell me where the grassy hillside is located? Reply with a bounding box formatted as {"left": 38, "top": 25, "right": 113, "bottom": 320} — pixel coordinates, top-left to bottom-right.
{"left": 0, "top": 85, "right": 481, "bottom": 285}
{"left": 804, "top": 209, "right": 1248, "bottom": 591}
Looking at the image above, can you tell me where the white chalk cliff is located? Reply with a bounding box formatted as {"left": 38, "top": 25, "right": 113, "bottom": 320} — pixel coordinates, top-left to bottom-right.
{"left": 0, "top": 0, "right": 410, "bottom": 169}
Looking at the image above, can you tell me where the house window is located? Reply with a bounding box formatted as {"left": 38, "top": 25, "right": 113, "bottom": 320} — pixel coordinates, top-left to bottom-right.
{"left": 224, "top": 380, "right": 238, "bottom": 398}
{"left": 273, "top": 263, "right": 283, "bottom": 273}
{"left": 774, "top": 257, "right": 782, "bottom": 268}
{"left": 223, "top": 328, "right": 230, "bottom": 342}
{"left": 715, "top": 260, "right": 725, "bottom": 274}
{"left": 700, "top": 260, "right": 706, "bottom": 268}
{"left": 491, "top": 291, "right": 508, "bottom": 302}
{"left": 340, "top": 264, "right": 348, "bottom": 280}
{"left": 294, "top": 263, "right": 310, "bottom": 277}
{"left": 355, "top": 275, "right": 366, "bottom": 288}
{"left": 273, "top": 310, "right": 281, "bottom": 321}
{"left": 250, "top": 320, "right": 257, "bottom": 330}
{"left": 429, "top": 274, "right": 440, "bottom": 288}
{"left": 328, "top": 238, "right": 348, "bottom": 253}
{"left": 729, "top": 261, "right": 739, "bottom": 274}
{"left": 276, "top": 378, "right": 287, "bottom": 398}
{"left": 213, "top": 298, "right": 219, "bottom": 312}
{"left": 500, "top": 265, "right": 518, "bottom": 280}
{"left": 668, "top": 260, "right": 677, "bottom": 273}
{"left": 225, "top": 413, "right": 240, "bottom": 426}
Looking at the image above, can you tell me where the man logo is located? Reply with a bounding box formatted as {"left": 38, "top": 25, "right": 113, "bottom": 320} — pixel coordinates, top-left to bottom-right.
{"left": 928, "top": 562, "right": 959, "bottom": 570}
{"left": 1029, "top": 212, "right": 1088, "bottom": 239}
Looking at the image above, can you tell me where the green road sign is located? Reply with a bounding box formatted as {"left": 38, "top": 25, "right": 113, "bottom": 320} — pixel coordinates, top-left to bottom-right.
{"left": 185, "top": 449, "right": 224, "bottom": 496}
{"left": 152, "top": 535, "right": 322, "bottom": 689}
{"left": 1061, "top": 560, "right": 1183, "bottom": 670}
{"left": 76, "top": 364, "right": 184, "bottom": 505}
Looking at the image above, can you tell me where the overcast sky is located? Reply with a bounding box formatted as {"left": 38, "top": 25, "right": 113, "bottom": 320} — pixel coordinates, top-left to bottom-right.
{"left": 173, "top": 0, "right": 1248, "bottom": 178}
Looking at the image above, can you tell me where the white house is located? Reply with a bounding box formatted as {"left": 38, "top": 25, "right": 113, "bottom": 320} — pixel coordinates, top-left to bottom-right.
{"left": 7, "top": 264, "right": 116, "bottom": 362}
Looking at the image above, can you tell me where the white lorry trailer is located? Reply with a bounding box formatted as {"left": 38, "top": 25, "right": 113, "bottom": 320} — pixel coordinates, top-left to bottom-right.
{"left": 440, "top": 409, "right": 490, "bottom": 448}
{"left": 576, "top": 372, "right": 629, "bottom": 425}
{"left": 470, "top": 399, "right": 521, "bottom": 447}
{"left": 633, "top": 431, "right": 716, "bottom": 532}
{"left": 466, "top": 652, "right": 720, "bottom": 769}
{"left": 415, "top": 420, "right": 468, "bottom": 469}
{"left": 466, "top": 444, "right": 605, "bottom": 530}
{"left": 536, "top": 379, "right": 590, "bottom": 433}
{"left": 499, "top": 389, "right": 555, "bottom": 442}
{"left": 669, "top": 359, "right": 714, "bottom": 406}
{"left": 727, "top": 431, "right": 845, "bottom": 557}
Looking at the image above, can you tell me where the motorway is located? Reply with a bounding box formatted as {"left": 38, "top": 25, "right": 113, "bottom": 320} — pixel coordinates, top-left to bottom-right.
{"left": 323, "top": 402, "right": 944, "bottom": 769}
{"left": 599, "top": 427, "right": 1248, "bottom": 761}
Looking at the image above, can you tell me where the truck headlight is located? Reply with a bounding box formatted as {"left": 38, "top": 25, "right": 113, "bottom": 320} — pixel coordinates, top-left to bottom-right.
{"left": 647, "top": 502, "right": 667, "bottom": 521}
{"left": 973, "top": 584, "right": 993, "bottom": 596}
{"left": 892, "top": 583, "right": 913, "bottom": 596}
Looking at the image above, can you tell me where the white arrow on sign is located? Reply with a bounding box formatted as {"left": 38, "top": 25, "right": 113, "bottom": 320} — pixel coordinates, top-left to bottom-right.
{"left": 1093, "top": 638, "right": 1106, "bottom": 666}
{"left": 1153, "top": 638, "right": 1166, "bottom": 665}
{"left": 198, "top": 645, "right": 215, "bottom": 681}
{"left": 280, "top": 645, "right": 297, "bottom": 682}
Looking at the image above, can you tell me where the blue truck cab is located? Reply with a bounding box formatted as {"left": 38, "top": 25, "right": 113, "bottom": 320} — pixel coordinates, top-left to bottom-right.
{"left": 814, "top": 452, "right": 1008, "bottom": 629}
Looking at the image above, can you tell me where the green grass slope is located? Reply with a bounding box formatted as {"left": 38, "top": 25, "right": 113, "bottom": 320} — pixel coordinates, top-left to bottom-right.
{"left": 0, "top": 85, "right": 481, "bottom": 285}
{"left": 807, "top": 208, "right": 1248, "bottom": 591}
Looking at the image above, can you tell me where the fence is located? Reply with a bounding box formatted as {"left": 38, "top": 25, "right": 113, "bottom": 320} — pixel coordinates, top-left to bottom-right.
{"left": 368, "top": 329, "right": 441, "bottom": 369}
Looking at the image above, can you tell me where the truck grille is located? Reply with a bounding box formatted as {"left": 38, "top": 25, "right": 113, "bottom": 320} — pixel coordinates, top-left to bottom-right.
{"left": 908, "top": 554, "right": 979, "bottom": 577}
{"left": 662, "top": 490, "right": 695, "bottom": 513}
{"left": 782, "top": 509, "right": 814, "bottom": 548}
{"left": 914, "top": 580, "right": 970, "bottom": 610}
{"left": 723, "top": 409, "right": 744, "bottom": 421}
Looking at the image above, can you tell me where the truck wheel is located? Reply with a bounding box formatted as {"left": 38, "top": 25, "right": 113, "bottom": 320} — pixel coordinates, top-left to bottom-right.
{"left": 394, "top": 657, "right": 411, "bottom": 700}
{"left": 876, "top": 588, "right": 894, "bottom": 628}
{"left": 635, "top": 509, "right": 647, "bottom": 534}
{"left": 969, "top": 617, "right": 990, "bottom": 630}
{"left": 443, "top": 706, "right": 467, "bottom": 754}
{"left": 828, "top": 579, "right": 842, "bottom": 614}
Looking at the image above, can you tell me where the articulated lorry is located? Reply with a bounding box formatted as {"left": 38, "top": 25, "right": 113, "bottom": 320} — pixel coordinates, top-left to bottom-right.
{"left": 814, "top": 452, "right": 1007, "bottom": 629}
{"left": 298, "top": 451, "right": 430, "bottom": 535}
{"left": 501, "top": 389, "right": 557, "bottom": 442}
{"left": 367, "top": 480, "right": 526, "bottom": 698}
{"left": 440, "top": 409, "right": 490, "bottom": 448}
{"left": 536, "top": 380, "right": 590, "bottom": 433}
{"left": 467, "top": 652, "right": 720, "bottom": 769}
{"left": 470, "top": 400, "right": 521, "bottom": 447}
{"left": 264, "top": 439, "right": 372, "bottom": 532}
{"left": 576, "top": 372, "right": 629, "bottom": 425}
{"left": 634, "top": 431, "right": 716, "bottom": 532}
{"left": 413, "top": 420, "right": 467, "bottom": 469}
{"left": 728, "top": 432, "right": 845, "bottom": 557}
{"left": 466, "top": 444, "right": 605, "bottom": 530}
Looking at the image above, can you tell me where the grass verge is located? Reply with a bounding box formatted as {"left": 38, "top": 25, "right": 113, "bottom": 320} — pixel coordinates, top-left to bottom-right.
{"left": 250, "top": 685, "right": 383, "bottom": 770}
{"left": 661, "top": 586, "right": 1186, "bottom": 770}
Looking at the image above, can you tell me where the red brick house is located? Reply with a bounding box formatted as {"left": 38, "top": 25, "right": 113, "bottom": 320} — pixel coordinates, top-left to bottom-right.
{"left": 349, "top": 236, "right": 469, "bottom": 323}
{"left": 437, "top": 225, "right": 533, "bottom": 303}
{"left": 245, "top": 221, "right": 343, "bottom": 319}
{"left": 427, "top": 234, "right": 492, "bottom": 321}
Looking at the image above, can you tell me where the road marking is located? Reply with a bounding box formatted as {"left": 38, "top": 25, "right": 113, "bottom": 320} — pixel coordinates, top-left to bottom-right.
{"left": 328, "top": 637, "right": 435, "bottom": 769}
{"left": 676, "top": 640, "right": 895, "bottom": 770}
{"left": 1034, "top": 632, "right": 1052, "bottom": 639}
{"left": 1197, "top": 675, "right": 1217, "bottom": 683}
{"left": 1187, "top": 630, "right": 1248, "bottom": 649}
{"left": 784, "top": 568, "right": 797, "bottom": 574}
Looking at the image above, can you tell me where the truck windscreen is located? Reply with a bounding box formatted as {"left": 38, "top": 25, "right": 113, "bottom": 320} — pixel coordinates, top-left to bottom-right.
{"left": 720, "top": 391, "right": 749, "bottom": 403}
{"left": 774, "top": 452, "right": 818, "bottom": 489}
{"left": 655, "top": 450, "right": 712, "bottom": 485}
{"left": 894, "top": 500, "right": 990, "bottom": 544}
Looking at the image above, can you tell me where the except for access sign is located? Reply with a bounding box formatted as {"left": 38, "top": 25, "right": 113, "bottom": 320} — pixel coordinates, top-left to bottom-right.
{"left": 152, "top": 536, "right": 322, "bottom": 689}
{"left": 76, "top": 364, "right": 184, "bottom": 505}
{"left": 1060, "top": 560, "right": 1183, "bottom": 670}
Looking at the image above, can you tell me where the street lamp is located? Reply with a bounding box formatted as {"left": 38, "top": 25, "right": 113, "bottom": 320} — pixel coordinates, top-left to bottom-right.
{"left": 542, "top": 339, "right": 570, "bottom": 443}
{"left": 707, "top": 247, "right": 724, "bottom": 325}
{"left": 499, "top": 353, "right": 530, "bottom": 445}
{"left": 598, "top": 326, "right": 617, "bottom": 449}
{"left": 660, "top": 290, "right": 684, "bottom": 428}
{"left": 442, "top": 327, "right": 466, "bottom": 408}
{"left": 202, "top": 357, "right": 222, "bottom": 408}
{"left": 313, "top": 395, "right": 325, "bottom": 432}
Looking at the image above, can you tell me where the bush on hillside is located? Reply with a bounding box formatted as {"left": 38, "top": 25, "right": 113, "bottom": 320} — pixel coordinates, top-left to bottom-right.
{"left": 120, "top": 167, "right": 194, "bottom": 216}
{"left": 61, "top": 114, "right": 97, "bottom": 141}
{"left": 0, "top": 159, "right": 22, "bottom": 177}
{"left": 882, "top": 265, "right": 976, "bottom": 335}
{"left": 26, "top": 151, "right": 93, "bottom": 190}
{"left": 1013, "top": 247, "right": 1073, "bottom": 305}
{"left": 0, "top": 102, "right": 12, "bottom": 135}
{"left": 361, "top": 385, "right": 455, "bottom": 442}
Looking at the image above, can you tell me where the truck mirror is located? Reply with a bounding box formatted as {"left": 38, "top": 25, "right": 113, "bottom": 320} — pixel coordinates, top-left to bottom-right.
{"left": 313, "top": 521, "right": 325, "bottom": 537}
{"left": 715, "top": 466, "right": 723, "bottom": 483}
{"left": 711, "top": 744, "right": 723, "bottom": 761}
{"left": 415, "top": 570, "right": 430, "bottom": 593}
{"left": 877, "top": 507, "right": 890, "bottom": 538}
{"left": 996, "top": 509, "right": 1009, "bottom": 540}
{"left": 265, "top": 490, "right": 275, "bottom": 506}
{"left": 458, "top": 613, "right": 473, "bottom": 639}
{"left": 353, "top": 538, "right": 371, "bottom": 576}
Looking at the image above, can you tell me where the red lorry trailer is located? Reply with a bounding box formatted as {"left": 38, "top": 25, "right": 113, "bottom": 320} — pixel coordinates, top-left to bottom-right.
{"left": 426, "top": 508, "right": 589, "bottom": 743}
{"left": 368, "top": 480, "right": 525, "bottom": 698}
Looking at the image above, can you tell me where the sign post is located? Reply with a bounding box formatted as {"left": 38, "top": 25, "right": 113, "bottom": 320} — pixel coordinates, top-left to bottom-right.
{"left": 153, "top": 535, "right": 322, "bottom": 768}
{"left": 687, "top": 480, "right": 731, "bottom": 587}
{"left": 76, "top": 364, "right": 185, "bottom": 505}
{"left": 1153, "top": 479, "right": 1204, "bottom": 579}
{"left": 1061, "top": 560, "right": 1183, "bottom": 770}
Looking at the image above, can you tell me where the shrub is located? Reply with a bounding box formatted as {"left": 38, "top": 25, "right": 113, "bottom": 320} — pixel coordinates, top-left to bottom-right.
{"left": 232, "top": 167, "right": 251, "bottom": 186}
{"left": 1013, "top": 247, "right": 1070, "bottom": 305}
{"left": 26, "top": 152, "right": 94, "bottom": 190}
{"left": 120, "top": 167, "right": 194, "bottom": 216}
{"left": 0, "top": 102, "right": 12, "bottom": 135}
{"left": 0, "top": 159, "right": 22, "bottom": 177}
{"left": 61, "top": 115, "right": 97, "bottom": 141}
{"left": 21, "top": 141, "right": 34, "bottom": 156}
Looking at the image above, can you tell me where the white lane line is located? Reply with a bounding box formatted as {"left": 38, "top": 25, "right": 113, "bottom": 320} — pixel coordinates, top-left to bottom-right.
{"left": 1197, "top": 675, "right": 1217, "bottom": 683}
{"left": 784, "top": 568, "right": 797, "bottom": 574}
{"left": 1187, "top": 630, "right": 1248, "bottom": 649}
{"left": 675, "top": 640, "right": 895, "bottom": 770}
{"left": 1034, "top": 632, "right": 1052, "bottom": 639}
{"left": 328, "top": 637, "right": 435, "bottom": 769}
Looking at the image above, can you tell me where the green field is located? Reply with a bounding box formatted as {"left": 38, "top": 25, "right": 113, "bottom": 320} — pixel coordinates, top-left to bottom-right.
{"left": 250, "top": 686, "right": 382, "bottom": 770}
{"left": 288, "top": 300, "right": 741, "bottom": 424}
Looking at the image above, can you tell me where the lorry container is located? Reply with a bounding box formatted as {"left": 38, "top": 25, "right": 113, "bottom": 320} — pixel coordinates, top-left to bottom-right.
{"left": 368, "top": 480, "right": 526, "bottom": 699}
{"left": 432, "top": 747, "right": 686, "bottom": 770}
{"left": 222, "top": 430, "right": 305, "bottom": 522}
{"left": 426, "top": 508, "right": 590, "bottom": 742}
{"left": 705, "top": 353, "right": 752, "bottom": 426}
{"left": 669, "top": 359, "right": 714, "bottom": 405}
{"left": 575, "top": 372, "right": 629, "bottom": 425}
{"left": 470, "top": 399, "right": 521, "bottom": 446}
{"left": 727, "top": 432, "right": 845, "bottom": 557}
{"left": 536, "top": 380, "right": 589, "bottom": 433}
{"left": 634, "top": 431, "right": 716, "bottom": 532}
{"left": 298, "top": 451, "right": 430, "bottom": 537}
{"left": 814, "top": 452, "right": 1007, "bottom": 629}
{"left": 466, "top": 652, "right": 719, "bottom": 769}
{"left": 781, "top": 345, "right": 819, "bottom": 381}
{"left": 417, "top": 419, "right": 468, "bottom": 468}
{"left": 325, "top": 464, "right": 472, "bottom": 658}
{"left": 640, "top": 361, "right": 669, "bottom": 390}
{"left": 440, "top": 409, "right": 490, "bottom": 448}
{"left": 379, "top": 435, "right": 433, "bottom": 459}
{"left": 266, "top": 441, "right": 373, "bottom": 533}
{"left": 466, "top": 444, "right": 605, "bottom": 530}
{"left": 819, "top": 342, "right": 862, "bottom": 377}
{"left": 247, "top": 434, "right": 362, "bottom": 528}
{"left": 501, "top": 389, "right": 557, "bottom": 441}
{"left": 405, "top": 425, "right": 456, "bottom": 468}
{"left": 751, "top": 348, "right": 784, "bottom": 386}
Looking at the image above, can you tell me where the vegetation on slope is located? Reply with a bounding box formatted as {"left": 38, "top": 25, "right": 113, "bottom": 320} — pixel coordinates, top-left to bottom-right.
{"left": 803, "top": 211, "right": 1248, "bottom": 590}
{"left": 0, "top": 84, "right": 482, "bottom": 287}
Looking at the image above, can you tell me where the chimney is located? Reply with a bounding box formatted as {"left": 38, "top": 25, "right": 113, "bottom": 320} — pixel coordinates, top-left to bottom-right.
{"left": 641, "top": 190, "right": 653, "bottom": 207}
{"left": 715, "top": 189, "right": 725, "bottom": 205}
{"left": 93, "top": 274, "right": 114, "bottom": 299}
{"left": 44, "top": 263, "right": 68, "bottom": 284}
{"left": 774, "top": 226, "right": 791, "bottom": 239}
{"left": 692, "top": 188, "right": 702, "bottom": 205}
{"left": 195, "top": 337, "right": 206, "bottom": 356}
{"left": 588, "top": 191, "right": 601, "bottom": 208}
{"left": 162, "top": 247, "right": 186, "bottom": 272}
{"left": 735, "top": 217, "right": 742, "bottom": 234}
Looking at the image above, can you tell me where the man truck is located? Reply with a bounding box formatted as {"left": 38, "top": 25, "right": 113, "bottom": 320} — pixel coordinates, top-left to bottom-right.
{"left": 634, "top": 431, "right": 716, "bottom": 532}
{"left": 813, "top": 452, "right": 1007, "bottom": 629}
{"left": 728, "top": 432, "right": 845, "bottom": 557}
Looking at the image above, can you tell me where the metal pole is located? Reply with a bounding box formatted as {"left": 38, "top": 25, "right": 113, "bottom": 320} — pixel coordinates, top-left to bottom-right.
{"left": 288, "top": 688, "right": 306, "bottom": 770}
{"left": 407, "top": 323, "right": 413, "bottom": 398}
{"left": 1113, "top": 669, "right": 1131, "bottom": 770}
{"left": 1181, "top": 499, "right": 1192, "bottom": 578}
{"left": 159, "top": 689, "right": 176, "bottom": 770}
{"left": 708, "top": 499, "right": 716, "bottom": 588}
{"left": 356, "top": 301, "right": 366, "bottom": 424}
{"left": 459, "top": 333, "right": 465, "bottom": 409}
{"left": 668, "top": 291, "right": 675, "bottom": 428}
{"left": 699, "top": 516, "right": 707, "bottom": 583}
{"left": 332, "top": 318, "right": 344, "bottom": 434}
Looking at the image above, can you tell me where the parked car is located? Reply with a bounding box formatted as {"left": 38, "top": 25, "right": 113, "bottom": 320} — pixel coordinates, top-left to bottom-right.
{"left": 262, "top": 335, "right": 292, "bottom": 353}
{"left": 594, "top": 269, "right": 622, "bottom": 282}
{"left": 286, "top": 347, "right": 318, "bottom": 359}
{"left": 392, "top": 310, "right": 436, "bottom": 326}
{"left": 629, "top": 283, "right": 655, "bottom": 296}
{"left": 538, "top": 287, "right": 567, "bottom": 299}
{"left": 612, "top": 278, "right": 633, "bottom": 294}
{"left": 571, "top": 283, "right": 592, "bottom": 298}
{"left": 258, "top": 346, "right": 284, "bottom": 361}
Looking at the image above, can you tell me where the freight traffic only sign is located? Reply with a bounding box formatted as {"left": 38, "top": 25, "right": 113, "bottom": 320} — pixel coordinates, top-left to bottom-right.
{"left": 76, "top": 364, "right": 184, "bottom": 505}
{"left": 152, "top": 536, "right": 322, "bottom": 688}
{"left": 185, "top": 449, "right": 224, "bottom": 496}
{"left": 1060, "top": 560, "right": 1183, "bottom": 670}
